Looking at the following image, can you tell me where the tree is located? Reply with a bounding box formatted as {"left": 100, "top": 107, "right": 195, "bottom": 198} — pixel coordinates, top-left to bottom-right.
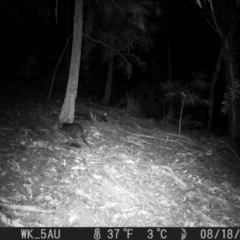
{"left": 161, "top": 72, "right": 208, "bottom": 134}
{"left": 59, "top": 0, "right": 83, "bottom": 124}
{"left": 0, "top": 0, "right": 51, "bottom": 82}
{"left": 83, "top": 0, "right": 160, "bottom": 106}
{"left": 195, "top": 0, "right": 240, "bottom": 148}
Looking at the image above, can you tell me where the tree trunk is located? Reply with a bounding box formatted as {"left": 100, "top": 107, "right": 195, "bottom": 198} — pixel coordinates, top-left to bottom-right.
{"left": 207, "top": 44, "right": 224, "bottom": 130}
{"left": 59, "top": 0, "right": 83, "bottom": 123}
{"left": 197, "top": 0, "right": 240, "bottom": 148}
{"left": 102, "top": 52, "right": 114, "bottom": 106}
{"left": 224, "top": 39, "right": 240, "bottom": 148}
{"left": 166, "top": 0, "right": 172, "bottom": 81}
{"left": 64, "top": 1, "right": 73, "bottom": 78}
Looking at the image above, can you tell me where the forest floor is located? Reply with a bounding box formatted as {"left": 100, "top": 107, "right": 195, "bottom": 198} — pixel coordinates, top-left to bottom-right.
{"left": 0, "top": 96, "right": 240, "bottom": 228}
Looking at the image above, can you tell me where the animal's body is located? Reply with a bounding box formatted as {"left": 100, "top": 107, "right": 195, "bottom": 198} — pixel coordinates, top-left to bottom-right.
{"left": 60, "top": 123, "right": 90, "bottom": 147}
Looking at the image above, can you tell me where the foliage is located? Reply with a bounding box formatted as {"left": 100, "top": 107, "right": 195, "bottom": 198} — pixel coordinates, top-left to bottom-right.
{"left": 0, "top": 0, "right": 51, "bottom": 31}
{"left": 196, "top": 0, "right": 240, "bottom": 9}
{"left": 161, "top": 71, "right": 209, "bottom": 134}
{"left": 125, "top": 92, "right": 142, "bottom": 116}
{"left": 194, "top": 0, "right": 240, "bottom": 116}
{"left": 115, "top": 92, "right": 143, "bottom": 117}
{"left": 221, "top": 78, "right": 240, "bottom": 114}
{"left": 83, "top": 0, "right": 161, "bottom": 78}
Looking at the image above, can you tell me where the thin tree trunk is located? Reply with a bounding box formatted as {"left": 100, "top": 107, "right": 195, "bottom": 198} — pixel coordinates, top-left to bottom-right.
{"left": 59, "top": 0, "right": 83, "bottom": 123}
{"left": 224, "top": 39, "right": 240, "bottom": 148}
{"left": 64, "top": 1, "right": 72, "bottom": 77}
{"left": 207, "top": 44, "right": 224, "bottom": 130}
{"left": 102, "top": 53, "right": 114, "bottom": 106}
{"left": 166, "top": 0, "right": 172, "bottom": 81}
{"left": 167, "top": 30, "right": 172, "bottom": 81}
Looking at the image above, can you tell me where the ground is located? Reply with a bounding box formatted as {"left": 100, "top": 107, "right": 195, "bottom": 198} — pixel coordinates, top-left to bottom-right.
{"left": 0, "top": 98, "right": 240, "bottom": 227}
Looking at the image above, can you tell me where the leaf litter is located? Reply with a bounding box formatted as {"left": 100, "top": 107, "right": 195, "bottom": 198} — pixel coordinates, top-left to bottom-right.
{"left": 0, "top": 101, "right": 240, "bottom": 227}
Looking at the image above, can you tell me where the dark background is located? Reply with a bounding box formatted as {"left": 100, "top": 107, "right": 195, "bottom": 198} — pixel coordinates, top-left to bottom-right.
{"left": 0, "top": 0, "right": 230, "bottom": 131}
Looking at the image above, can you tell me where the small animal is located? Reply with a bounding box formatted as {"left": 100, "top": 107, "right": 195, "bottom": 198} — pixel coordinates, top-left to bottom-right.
{"left": 59, "top": 122, "right": 91, "bottom": 147}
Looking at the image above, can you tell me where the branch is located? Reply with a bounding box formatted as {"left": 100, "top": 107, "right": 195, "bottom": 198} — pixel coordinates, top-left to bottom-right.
{"left": 82, "top": 32, "right": 131, "bottom": 67}
{"left": 82, "top": 32, "right": 122, "bottom": 56}
{"left": 180, "top": 18, "right": 216, "bottom": 39}
{"left": 210, "top": 2, "right": 223, "bottom": 38}
{"left": 227, "top": 14, "right": 240, "bottom": 43}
